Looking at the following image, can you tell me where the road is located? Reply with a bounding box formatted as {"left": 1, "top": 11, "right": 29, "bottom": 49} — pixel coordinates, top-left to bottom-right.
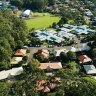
{"left": 27, "top": 34, "right": 90, "bottom": 63}
{"left": 27, "top": 37, "right": 83, "bottom": 63}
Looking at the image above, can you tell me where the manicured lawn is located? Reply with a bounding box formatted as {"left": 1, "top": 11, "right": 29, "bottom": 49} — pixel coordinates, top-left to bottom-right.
{"left": 25, "top": 13, "right": 61, "bottom": 30}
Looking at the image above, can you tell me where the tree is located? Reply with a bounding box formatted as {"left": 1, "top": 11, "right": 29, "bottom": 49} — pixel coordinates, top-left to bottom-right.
{"left": 56, "top": 69, "right": 76, "bottom": 79}
{"left": 67, "top": 51, "right": 76, "bottom": 61}
{"left": 33, "top": 53, "right": 45, "bottom": 62}
{"left": 0, "top": 10, "right": 27, "bottom": 70}
{"left": 23, "top": 58, "right": 40, "bottom": 73}
{"left": 48, "top": 0, "right": 55, "bottom": 5}
{"left": 31, "top": 37, "right": 41, "bottom": 46}
{"left": 0, "top": 82, "right": 9, "bottom": 96}
{"left": 11, "top": 0, "right": 48, "bottom": 11}
{"left": 92, "top": 48, "right": 96, "bottom": 59}
{"left": 23, "top": 56, "right": 28, "bottom": 62}
{"left": 10, "top": 0, "right": 24, "bottom": 9}
{"left": 56, "top": 88, "right": 65, "bottom": 96}
{"left": 16, "top": 40, "right": 24, "bottom": 49}
{"left": 60, "top": 52, "right": 68, "bottom": 62}
{"left": 0, "top": 61, "right": 10, "bottom": 71}
{"left": 30, "top": 0, "right": 48, "bottom": 11}
{"left": 58, "top": 17, "right": 67, "bottom": 27}
{"left": 52, "top": 22, "right": 57, "bottom": 28}
{"left": 63, "top": 77, "right": 96, "bottom": 96}
{"left": 0, "top": 47, "right": 11, "bottom": 63}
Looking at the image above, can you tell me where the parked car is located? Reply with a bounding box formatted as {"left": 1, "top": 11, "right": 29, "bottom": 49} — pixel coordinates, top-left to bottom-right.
{"left": 48, "top": 45, "right": 54, "bottom": 48}
{"left": 35, "top": 45, "right": 41, "bottom": 47}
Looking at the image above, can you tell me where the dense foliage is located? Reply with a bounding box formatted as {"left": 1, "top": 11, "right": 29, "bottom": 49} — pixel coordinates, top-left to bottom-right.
{"left": 0, "top": 10, "right": 27, "bottom": 70}
{"left": 10, "top": 0, "right": 56, "bottom": 11}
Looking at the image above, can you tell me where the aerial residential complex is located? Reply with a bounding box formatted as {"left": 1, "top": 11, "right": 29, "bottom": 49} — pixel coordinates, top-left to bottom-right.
{"left": 1, "top": 0, "right": 96, "bottom": 96}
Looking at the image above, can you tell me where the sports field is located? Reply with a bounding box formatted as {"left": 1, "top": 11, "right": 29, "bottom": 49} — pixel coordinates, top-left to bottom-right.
{"left": 25, "top": 13, "right": 61, "bottom": 30}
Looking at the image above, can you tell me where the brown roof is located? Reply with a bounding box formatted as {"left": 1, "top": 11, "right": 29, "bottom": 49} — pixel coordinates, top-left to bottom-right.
{"left": 78, "top": 55, "right": 92, "bottom": 64}
{"left": 36, "top": 77, "right": 61, "bottom": 93}
{"left": 39, "top": 62, "right": 62, "bottom": 70}
{"left": 36, "top": 80, "right": 48, "bottom": 86}
{"left": 15, "top": 49, "right": 26, "bottom": 56}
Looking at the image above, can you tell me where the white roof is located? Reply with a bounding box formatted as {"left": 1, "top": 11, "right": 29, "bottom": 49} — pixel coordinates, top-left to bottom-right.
{"left": 11, "top": 57, "right": 23, "bottom": 65}
{"left": 0, "top": 71, "right": 9, "bottom": 80}
{"left": 61, "top": 24, "right": 94, "bottom": 35}
{"left": 0, "top": 67, "right": 23, "bottom": 80}
{"left": 78, "top": 43, "right": 90, "bottom": 51}
{"left": 36, "top": 30, "right": 63, "bottom": 43}
{"left": 58, "top": 31, "right": 75, "bottom": 39}
{"left": 83, "top": 65, "right": 96, "bottom": 74}
{"left": 8, "top": 67, "right": 23, "bottom": 76}
{"left": 23, "top": 9, "right": 31, "bottom": 16}
{"left": 60, "top": 28, "right": 71, "bottom": 32}
{"left": 47, "top": 30, "right": 57, "bottom": 34}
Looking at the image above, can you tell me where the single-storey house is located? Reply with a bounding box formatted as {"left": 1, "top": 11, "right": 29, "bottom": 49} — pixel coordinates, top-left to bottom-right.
{"left": 0, "top": 67, "right": 23, "bottom": 80}
{"left": 83, "top": 65, "right": 96, "bottom": 75}
{"left": 39, "top": 62, "right": 62, "bottom": 70}
{"left": 15, "top": 49, "right": 26, "bottom": 56}
{"left": 22, "top": 9, "right": 32, "bottom": 17}
{"left": 78, "top": 55, "right": 92, "bottom": 64}
{"left": 77, "top": 43, "right": 91, "bottom": 51}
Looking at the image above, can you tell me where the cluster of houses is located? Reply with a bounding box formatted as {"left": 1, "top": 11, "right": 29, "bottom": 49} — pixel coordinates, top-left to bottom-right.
{"left": 77, "top": 55, "right": 96, "bottom": 75}
{"left": 36, "top": 48, "right": 96, "bottom": 78}
{"left": 11, "top": 49, "right": 27, "bottom": 67}
{"left": 0, "top": 49, "right": 27, "bottom": 80}
{"left": 35, "top": 24, "right": 95, "bottom": 44}
{"left": 60, "top": 24, "right": 95, "bottom": 35}
{"left": 35, "top": 30, "right": 63, "bottom": 43}
{"left": 79, "top": 1, "right": 96, "bottom": 25}
{"left": 35, "top": 49, "right": 62, "bottom": 75}
{"left": 52, "top": 44, "right": 90, "bottom": 56}
{"left": 34, "top": 43, "right": 92, "bottom": 75}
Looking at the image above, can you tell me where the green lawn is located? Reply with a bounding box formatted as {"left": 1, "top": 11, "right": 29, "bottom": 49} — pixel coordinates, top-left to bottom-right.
{"left": 25, "top": 13, "right": 61, "bottom": 30}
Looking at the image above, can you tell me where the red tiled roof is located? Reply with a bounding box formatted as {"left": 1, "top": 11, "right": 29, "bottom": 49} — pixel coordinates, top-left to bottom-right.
{"left": 78, "top": 55, "right": 92, "bottom": 63}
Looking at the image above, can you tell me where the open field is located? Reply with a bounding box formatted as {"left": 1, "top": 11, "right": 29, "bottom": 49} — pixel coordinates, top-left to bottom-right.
{"left": 25, "top": 13, "right": 61, "bottom": 30}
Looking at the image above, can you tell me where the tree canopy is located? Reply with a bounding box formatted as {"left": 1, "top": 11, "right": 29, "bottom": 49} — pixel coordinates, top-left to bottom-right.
{"left": 0, "top": 10, "right": 27, "bottom": 70}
